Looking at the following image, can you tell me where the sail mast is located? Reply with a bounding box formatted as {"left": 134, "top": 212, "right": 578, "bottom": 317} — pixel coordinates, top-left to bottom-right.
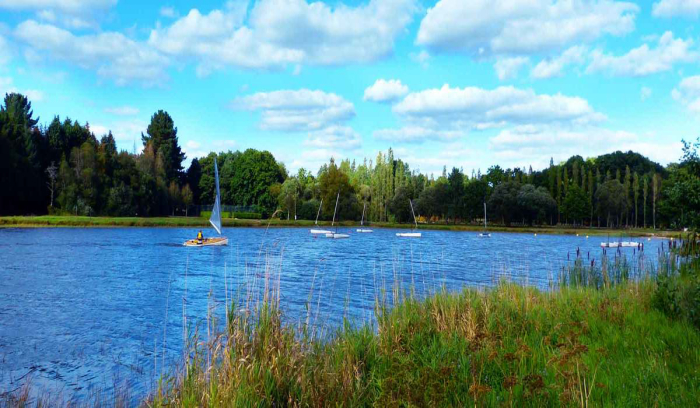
{"left": 409, "top": 199, "right": 418, "bottom": 230}
{"left": 209, "top": 158, "right": 223, "bottom": 235}
{"left": 315, "top": 199, "right": 323, "bottom": 225}
{"left": 361, "top": 203, "right": 365, "bottom": 226}
{"left": 331, "top": 192, "right": 340, "bottom": 227}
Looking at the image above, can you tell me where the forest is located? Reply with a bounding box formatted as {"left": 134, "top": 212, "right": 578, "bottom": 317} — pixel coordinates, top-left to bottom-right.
{"left": 2, "top": 92, "right": 699, "bottom": 229}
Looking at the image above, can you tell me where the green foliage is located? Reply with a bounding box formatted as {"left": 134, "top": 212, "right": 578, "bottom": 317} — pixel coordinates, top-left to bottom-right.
{"left": 561, "top": 184, "right": 590, "bottom": 225}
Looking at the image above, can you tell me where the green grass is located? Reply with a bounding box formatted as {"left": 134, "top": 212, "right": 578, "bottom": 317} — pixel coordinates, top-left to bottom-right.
{"left": 0, "top": 215, "right": 682, "bottom": 237}
{"left": 147, "top": 281, "right": 700, "bottom": 407}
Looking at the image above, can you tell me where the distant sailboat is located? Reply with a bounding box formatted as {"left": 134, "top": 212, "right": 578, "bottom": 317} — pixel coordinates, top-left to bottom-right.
{"left": 396, "top": 199, "right": 421, "bottom": 238}
{"left": 310, "top": 198, "right": 332, "bottom": 235}
{"left": 326, "top": 192, "right": 350, "bottom": 239}
{"left": 356, "top": 202, "right": 373, "bottom": 233}
{"left": 478, "top": 202, "right": 491, "bottom": 238}
{"left": 184, "top": 158, "right": 228, "bottom": 246}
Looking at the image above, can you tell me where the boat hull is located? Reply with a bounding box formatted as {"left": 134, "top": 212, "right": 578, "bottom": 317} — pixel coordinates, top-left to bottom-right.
{"left": 396, "top": 232, "right": 421, "bottom": 238}
{"left": 356, "top": 229, "right": 373, "bottom": 233}
{"left": 478, "top": 233, "right": 491, "bottom": 238}
{"left": 310, "top": 229, "right": 333, "bottom": 234}
{"left": 600, "top": 242, "right": 641, "bottom": 248}
{"left": 184, "top": 237, "right": 229, "bottom": 247}
{"left": 325, "top": 233, "right": 350, "bottom": 239}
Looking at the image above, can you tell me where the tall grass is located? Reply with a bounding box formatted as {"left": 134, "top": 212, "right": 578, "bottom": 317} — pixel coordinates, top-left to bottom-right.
{"left": 144, "top": 252, "right": 700, "bottom": 406}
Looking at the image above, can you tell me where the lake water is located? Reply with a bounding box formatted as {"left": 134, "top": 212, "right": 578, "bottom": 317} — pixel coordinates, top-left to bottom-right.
{"left": 0, "top": 227, "right": 665, "bottom": 402}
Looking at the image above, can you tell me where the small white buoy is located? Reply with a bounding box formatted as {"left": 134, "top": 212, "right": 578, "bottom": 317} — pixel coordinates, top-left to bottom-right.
{"left": 534, "top": 233, "right": 537, "bottom": 237}
{"left": 576, "top": 234, "right": 579, "bottom": 237}
{"left": 586, "top": 235, "right": 589, "bottom": 239}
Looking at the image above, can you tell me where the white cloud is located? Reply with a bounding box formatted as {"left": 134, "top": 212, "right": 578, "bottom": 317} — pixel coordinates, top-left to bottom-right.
{"left": 363, "top": 79, "right": 409, "bottom": 103}
{"left": 587, "top": 31, "right": 697, "bottom": 76}
{"left": 494, "top": 56, "right": 528, "bottom": 81}
{"left": 393, "top": 84, "right": 604, "bottom": 129}
{"left": 104, "top": 106, "right": 139, "bottom": 116}
{"left": 92, "top": 119, "right": 147, "bottom": 143}
{"left": 304, "top": 125, "right": 361, "bottom": 150}
{"left": 489, "top": 124, "right": 678, "bottom": 168}
{"left": 0, "top": 35, "right": 11, "bottom": 65}
{"left": 0, "top": 76, "right": 45, "bottom": 102}
{"left": 232, "top": 89, "right": 355, "bottom": 132}
{"left": 652, "top": 0, "right": 700, "bottom": 18}
{"left": 641, "top": 86, "right": 652, "bottom": 101}
{"left": 160, "top": 6, "right": 177, "bottom": 18}
{"left": 672, "top": 75, "right": 700, "bottom": 113}
{"left": 15, "top": 20, "right": 169, "bottom": 85}
{"left": 148, "top": 0, "right": 418, "bottom": 72}
{"left": 410, "top": 50, "right": 430, "bottom": 67}
{"left": 416, "top": 0, "right": 638, "bottom": 57}
{"left": 373, "top": 126, "right": 463, "bottom": 143}
{"left": 531, "top": 45, "right": 587, "bottom": 79}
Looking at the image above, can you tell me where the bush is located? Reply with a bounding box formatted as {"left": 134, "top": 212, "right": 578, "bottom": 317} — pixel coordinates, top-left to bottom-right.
{"left": 653, "top": 267, "right": 700, "bottom": 330}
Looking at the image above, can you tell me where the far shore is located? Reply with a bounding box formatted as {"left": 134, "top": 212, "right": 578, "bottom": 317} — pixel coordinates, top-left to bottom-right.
{"left": 0, "top": 215, "right": 686, "bottom": 238}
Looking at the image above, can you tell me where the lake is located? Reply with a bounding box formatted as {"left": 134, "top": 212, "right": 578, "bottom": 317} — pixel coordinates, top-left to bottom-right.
{"left": 0, "top": 227, "right": 665, "bottom": 402}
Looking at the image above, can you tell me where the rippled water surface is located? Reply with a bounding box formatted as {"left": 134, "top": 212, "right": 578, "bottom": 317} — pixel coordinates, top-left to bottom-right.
{"left": 0, "top": 227, "right": 664, "bottom": 402}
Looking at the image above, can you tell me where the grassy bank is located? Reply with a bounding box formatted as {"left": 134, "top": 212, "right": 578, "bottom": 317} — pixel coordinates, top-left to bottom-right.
{"left": 145, "top": 281, "right": 700, "bottom": 407}
{"left": 0, "top": 215, "right": 681, "bottom": 237}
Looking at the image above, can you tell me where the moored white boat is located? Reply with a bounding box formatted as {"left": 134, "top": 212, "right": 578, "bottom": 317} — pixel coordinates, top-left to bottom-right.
{"left": 600, "top": 241, "right": 642, "bottom": 248}
{"left": 397, "top": 199, "right": 421, "bottom": 238}
{"left": 310, "top": 199, "right": 331, "bottom": 234}
{"left": 326, "top": 233, "right": 350, "bottom": 239}
{"left": 356, "top": 203, "right": 373, "bottom": 233}
{"left": 478, "top": 202, "right": 491, "bottom": 238}
{"left": 324, "top": 192, "right": 351, "bottom": 240}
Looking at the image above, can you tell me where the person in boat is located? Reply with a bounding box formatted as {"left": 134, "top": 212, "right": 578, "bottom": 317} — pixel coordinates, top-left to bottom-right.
{"left": 196, "top": 230, "right": 204, "bottom": 244}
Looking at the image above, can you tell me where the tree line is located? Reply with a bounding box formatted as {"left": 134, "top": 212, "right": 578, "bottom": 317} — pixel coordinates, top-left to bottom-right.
{"left": 2, "top": 93, "right": 699, "bottom": 230}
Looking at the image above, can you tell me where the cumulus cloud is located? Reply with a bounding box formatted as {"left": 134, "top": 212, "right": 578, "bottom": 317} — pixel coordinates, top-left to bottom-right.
{"left": 232, "top": 89, "right": 355, "bottom": 132}
{"left": 531, "top": 45, "right": 587, "bottom": 79}
{"left": 363, "top": 79, "right": 409, "bottom": 103}
{"left": 159, "top": 6, "right": 177, "bottom": 18}
{"left": 587, "top": 31, "right": 697, "bottom": 76}
{"left": 416, "top": 0, "right": 638, "bottom": 57}
{"left": 672, "top": 76, "right": 700, "bottom": 113}
{"left": 14, "top": 20, "right": 169, "bottom": 85}
{"left": 0, "top": 76, "right": 45, "bottom": 102}
{"left": 104, "top": 106, "right": 139, "bottom": 116}
{"left": 0, "top": 35, "right": 11, "bottom": 65}
{"left": 373, "top": 126, "right": 463, "bottom": 143}
{"left": 494, "top": 56, "right": 529, "bottom": 81}
{"left": 304, "top": 126, "right": 361, "bottom": 150}
{"left": 148, "top": 0, "right": 418, "bottom": 72}
{"left": 489, "top": 124, "right": 678, "bottom": 168}
{"left": 652, "top": 0, "right": 700, "bottom": 18}
{"left": 392, "top": 84, "right": 605, "bottom": 129}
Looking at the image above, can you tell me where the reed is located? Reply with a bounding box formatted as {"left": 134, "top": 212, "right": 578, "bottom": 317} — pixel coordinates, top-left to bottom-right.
{"left": 144, "top": 264, "right": 700, "bottom": 407}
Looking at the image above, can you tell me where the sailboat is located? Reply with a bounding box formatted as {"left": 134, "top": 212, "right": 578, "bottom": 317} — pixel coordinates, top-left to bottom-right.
{"left": 396, "top": 199, "right": 421, "bottom": 238}
{"left": 184, "top": 158, "right": 228, "bottom": 246}
{"left": 325, "top": 192, "right": 350, "bottom": 239}
{"left": 310, "top": 198, "right": 332, "bottom": 234}
{"left": 356, "top": 202, "right": 373, "bottom": 233}
{"left": 478, "top": 202, "right": 491, "bottom": 238}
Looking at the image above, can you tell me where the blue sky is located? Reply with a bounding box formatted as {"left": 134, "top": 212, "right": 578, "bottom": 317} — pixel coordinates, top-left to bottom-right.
{"left": 2, "top": 0, "right": 700, "bottom": 175}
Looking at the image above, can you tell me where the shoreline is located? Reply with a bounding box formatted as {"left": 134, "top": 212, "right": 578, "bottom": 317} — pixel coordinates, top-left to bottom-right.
{"left": 0, "top": 215, "right": 684, "bottom": 238}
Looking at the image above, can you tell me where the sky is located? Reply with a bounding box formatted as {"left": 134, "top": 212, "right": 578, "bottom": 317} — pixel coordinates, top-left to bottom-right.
{"left": 1, "top": 0, "right": 700, "bottom": 175}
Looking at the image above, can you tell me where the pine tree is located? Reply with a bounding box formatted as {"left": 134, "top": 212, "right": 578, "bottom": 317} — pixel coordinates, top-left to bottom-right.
{"left": 633, "top": 172, "right": 640, "bottom": 228}
{"left": 642, "top": 174, "right": 649, "bottom": 229}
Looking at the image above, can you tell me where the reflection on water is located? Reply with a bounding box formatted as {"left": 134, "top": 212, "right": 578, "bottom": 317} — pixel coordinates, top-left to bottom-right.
{"left": 0, "top": 227, "right": 664, "bottom": 402}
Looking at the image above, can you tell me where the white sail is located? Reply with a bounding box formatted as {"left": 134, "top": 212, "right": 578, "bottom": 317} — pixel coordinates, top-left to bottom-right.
{"left": 209, "top": 159, "right": 222, "bottom": 235}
